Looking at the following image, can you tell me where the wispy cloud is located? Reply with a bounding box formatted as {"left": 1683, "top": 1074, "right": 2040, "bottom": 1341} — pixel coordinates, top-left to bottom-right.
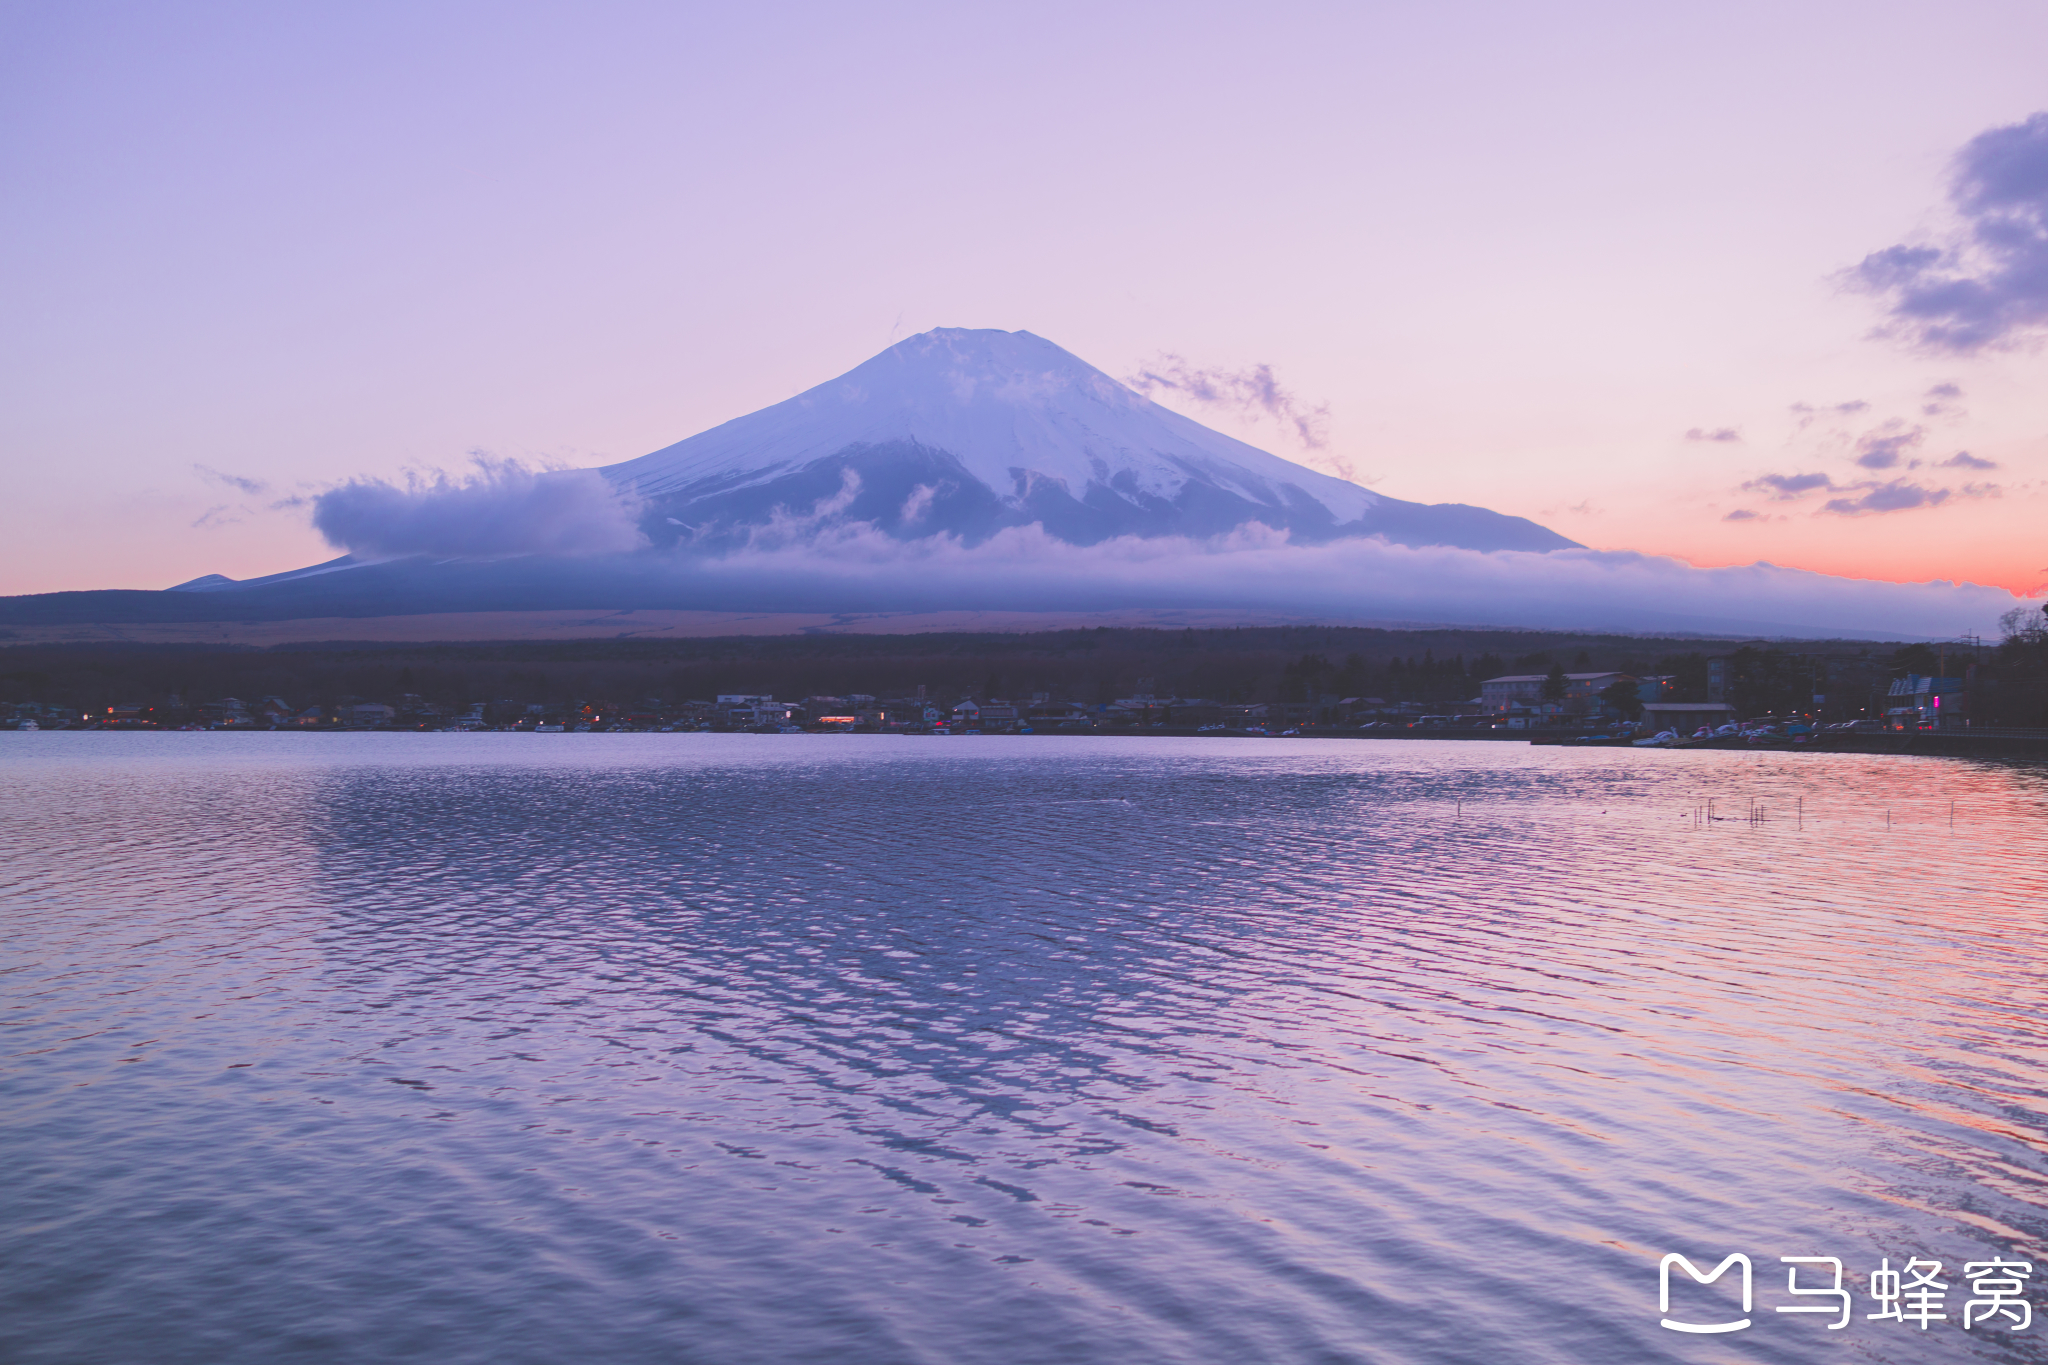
{"left": 1790, "top": 400, "right": 1869, "bottom": 430}
{"left": 310, "top": 456, "right": 646, "bottom": 558}
{"left": 1686, "top": 427, "right": 1741, "bottom": 443}
{"left": 1852, "top": 421, "right": 1924, "bottom": 470}
{"left": 1940, "top": 451, "right": 1998, "bottom": 470}
{"left": 1820, "top": 480, "right": 1950, "bottom": 516}
{"left": 193, "top": 464, "right": 270, "bottom": 496}
{"left": 1744, "top": 472, "right": 1835, "bottom": 499}
{"left": 187, "top": 465, "right": 275, "bottom": 531}
{"left": 1921, "top": 381, "right": 1967, "bottom": 418}
{"left": 1125, "top": 355, "right": 1332, "bottom": 451}
{"left": 1738, "top": 451, "right": 2001, "bottom": 516}
{"left": 1846, "top": 110, "right": 2048, "bottom": 353}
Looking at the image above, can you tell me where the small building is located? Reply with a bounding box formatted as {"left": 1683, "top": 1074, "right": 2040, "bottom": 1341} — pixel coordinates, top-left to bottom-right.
{"left": 1480, "top": 672, "right": 1633, "bottom": 717}
{"left": 1632, "top": 675, "right": 1678, "bottom": 703}
{"left": 1885, "top": 674, "right": 1968, "bottom": 729}
{"left": 199, "top": 696, "right": 249, "bottom": 723}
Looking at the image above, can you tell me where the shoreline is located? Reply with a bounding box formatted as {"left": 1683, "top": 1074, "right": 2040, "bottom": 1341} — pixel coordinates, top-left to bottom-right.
{"left": 14, "top": 726, "right": 2047, "bottom": 759}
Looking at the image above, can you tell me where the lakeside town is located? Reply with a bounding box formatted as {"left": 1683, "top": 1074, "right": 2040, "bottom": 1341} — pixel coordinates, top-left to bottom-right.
{"left": 7, "top": 611, "right": 2044, "bottom": 747}
{"left": 10, "top": 653, "right": 2040, "bottom": 751}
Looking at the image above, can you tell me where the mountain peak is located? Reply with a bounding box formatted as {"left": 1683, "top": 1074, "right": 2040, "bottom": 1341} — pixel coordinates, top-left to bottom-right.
{"left": 600, "top": 329, "right": 1576, "bottom": 554}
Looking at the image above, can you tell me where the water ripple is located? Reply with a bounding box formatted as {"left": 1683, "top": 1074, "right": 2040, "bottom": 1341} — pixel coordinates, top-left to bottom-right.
{"left": 3, "top": 733, "right": 2045, "bottom": 1364}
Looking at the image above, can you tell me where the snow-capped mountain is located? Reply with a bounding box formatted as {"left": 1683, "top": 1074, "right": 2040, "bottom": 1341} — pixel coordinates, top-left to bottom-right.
{"left": 6, "top": 323, "right": 2023, "bottom": 640}
{"left": 604, "top": 329, "right": 1577, "bottom": 553}
{"left": 8, "top": 328, "right": 1595, "bottom": 628}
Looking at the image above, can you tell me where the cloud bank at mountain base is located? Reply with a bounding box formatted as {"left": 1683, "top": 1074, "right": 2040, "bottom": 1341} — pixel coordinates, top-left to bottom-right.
{"left": 313, "top": 458, "right": 645, "bottom": 558}
{"left": 672, "top": 522, "right": 2030, "bottom": 639}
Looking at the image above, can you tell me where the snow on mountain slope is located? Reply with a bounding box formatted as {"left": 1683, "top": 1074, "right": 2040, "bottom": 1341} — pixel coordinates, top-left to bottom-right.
{"left": 606, "top": 329, "right": 1372, "bottom": 513}
{"left": 602, "top": 329, "right": 1578, "bottom": 553}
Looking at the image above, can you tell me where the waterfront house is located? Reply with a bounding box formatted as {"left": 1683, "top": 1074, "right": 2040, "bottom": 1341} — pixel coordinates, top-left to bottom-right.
{"left": 1480, "top": 672, "right": 1632, "bottom": 718}
{"left": 1885, "top": 674, "right": 1968, "bottom": 729}
{"left": 199, "top": 697, "right": 249, "bottom": 724}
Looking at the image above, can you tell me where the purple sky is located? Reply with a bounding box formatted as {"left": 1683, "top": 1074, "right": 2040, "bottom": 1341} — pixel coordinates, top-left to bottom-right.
{"left": 3, "top": 0, "right": 2044, "bottom": 596}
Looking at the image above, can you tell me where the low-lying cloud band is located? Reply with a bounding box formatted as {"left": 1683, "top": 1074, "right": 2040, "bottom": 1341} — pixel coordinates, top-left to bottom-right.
{"left": 666, "top": 523, "right": 2029, "bottom": 639}
{"left": 300, "top": 464, "right": 2033, "bottom": 639}
{"left": 312, "top": 457, "right": 646, "bottom": 558}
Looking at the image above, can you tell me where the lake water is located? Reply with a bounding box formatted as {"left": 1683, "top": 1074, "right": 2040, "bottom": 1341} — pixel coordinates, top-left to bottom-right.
{"left": 3, "top": 733, "right": 2045, "bottom": 1365}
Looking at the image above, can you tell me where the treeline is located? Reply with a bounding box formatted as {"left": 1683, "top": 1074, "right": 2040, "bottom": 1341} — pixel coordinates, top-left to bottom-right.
{"left": 1977, "top": 607, "right": 2048, "bottom": 727}
{"left": 0, "top": 623, "right": 1958, "bottom": 716}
